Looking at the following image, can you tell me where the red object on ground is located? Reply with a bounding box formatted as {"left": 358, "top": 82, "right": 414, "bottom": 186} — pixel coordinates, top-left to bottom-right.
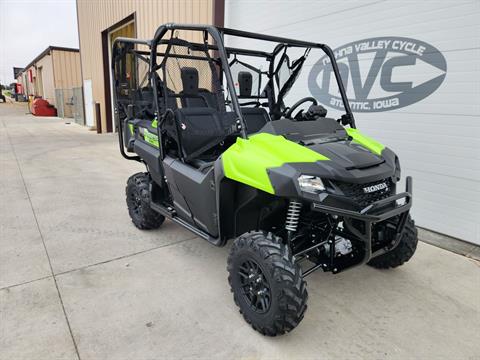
{"left": 31, "top": 98, "right": 57, "bottom": 117}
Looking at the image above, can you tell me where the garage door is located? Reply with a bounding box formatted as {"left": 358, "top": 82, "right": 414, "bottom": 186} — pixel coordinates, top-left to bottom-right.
{"left": 225, "top": 0, "right": 480, "bottom": 245}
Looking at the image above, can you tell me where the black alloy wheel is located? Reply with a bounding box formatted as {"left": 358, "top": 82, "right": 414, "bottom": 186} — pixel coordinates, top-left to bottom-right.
{"left": 238, "top": 259, "right": 271, "bottom": 314}
{"left": 228, "top": 231, "right": 308, "bottom": 336}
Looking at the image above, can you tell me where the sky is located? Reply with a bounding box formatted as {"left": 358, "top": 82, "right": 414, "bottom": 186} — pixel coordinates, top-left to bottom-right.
{"left": 0, "top": 0, "right": 79, "bottom": 85}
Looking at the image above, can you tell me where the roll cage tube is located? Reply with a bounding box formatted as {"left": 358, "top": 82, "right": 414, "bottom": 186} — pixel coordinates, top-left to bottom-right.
{"left": 151, "top": 23, "right": 249, "bottom": 140}
{"left": 151, "top": 24, "right": 356, "bottom": 132}
{"left": 218, "top": 26, "right": 355, "bottom": 128}
{"left": 111, "top": 37, "right": 152, "bottom": 162}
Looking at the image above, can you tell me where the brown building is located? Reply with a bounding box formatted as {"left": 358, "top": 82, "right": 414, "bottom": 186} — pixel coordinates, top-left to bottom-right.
{"left": 76, "top": 0, "right": 223, "bottom": 133}
{"left": 16, "top": 46, "right": 82, "bottom": 111}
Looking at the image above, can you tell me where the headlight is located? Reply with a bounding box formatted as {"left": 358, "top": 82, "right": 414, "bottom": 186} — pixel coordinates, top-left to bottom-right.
{"left": 298, "top": 175, "right": 325, "bottom": 193}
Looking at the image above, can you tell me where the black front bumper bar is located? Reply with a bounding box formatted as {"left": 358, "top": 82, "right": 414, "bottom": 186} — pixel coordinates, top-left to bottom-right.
{"left": 311, "top": 176, "right": 412, "bottom": 222}
{"left": 303, "top": 176, "right": 413, "bottom": 276}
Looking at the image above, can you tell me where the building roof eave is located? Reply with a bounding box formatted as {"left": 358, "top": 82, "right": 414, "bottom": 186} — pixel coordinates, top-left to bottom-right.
{"left": 17, "top": 46, "right": 80, "bottom": 76}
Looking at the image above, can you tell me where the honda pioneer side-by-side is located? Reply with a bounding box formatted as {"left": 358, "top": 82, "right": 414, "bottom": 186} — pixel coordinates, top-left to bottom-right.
{"left": 112, "top": 24, "right": 417, "bottom": 336}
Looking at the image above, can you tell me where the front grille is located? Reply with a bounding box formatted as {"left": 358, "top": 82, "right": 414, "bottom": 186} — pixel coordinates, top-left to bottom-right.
{"left": 334, "top": 178, "right": 394, "bottom": 207}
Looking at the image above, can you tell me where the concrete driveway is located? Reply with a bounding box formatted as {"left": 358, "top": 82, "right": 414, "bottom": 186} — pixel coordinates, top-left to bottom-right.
{"left": 1, "top": 103, "right": 479, "bottom": 360}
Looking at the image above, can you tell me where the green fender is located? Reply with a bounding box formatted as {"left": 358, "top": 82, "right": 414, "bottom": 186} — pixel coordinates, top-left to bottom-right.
{"left": 221, "top": 133, "right": 329, "bottom": 194}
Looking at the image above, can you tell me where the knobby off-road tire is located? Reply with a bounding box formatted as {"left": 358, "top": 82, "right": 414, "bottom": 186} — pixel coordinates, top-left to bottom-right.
{"left": 368, "top": 215, "right": 418, "bottom": 269}
{"left": 126, "top": 172, "right": 165, "bottom": 230}
{"left": 227, "top": 231, "right": 308, "bottom": 336}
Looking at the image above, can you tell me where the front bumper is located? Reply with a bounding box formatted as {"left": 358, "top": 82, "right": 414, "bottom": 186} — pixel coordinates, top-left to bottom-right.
{"left": 303, "top": 176, "right": 412, "bottom": 275}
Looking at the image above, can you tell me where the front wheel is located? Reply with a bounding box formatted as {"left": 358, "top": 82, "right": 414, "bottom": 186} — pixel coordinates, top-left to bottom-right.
{"left": 368, "top": 215, "right": 418, "bottom": 269}
{"left": 227, "top": 231, "right": 308, "bottom": 336}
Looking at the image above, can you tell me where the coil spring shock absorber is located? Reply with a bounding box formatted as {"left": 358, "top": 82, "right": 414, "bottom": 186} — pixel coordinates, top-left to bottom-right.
{"left": 285, "top": 200, "right": 302, "bottom": 246}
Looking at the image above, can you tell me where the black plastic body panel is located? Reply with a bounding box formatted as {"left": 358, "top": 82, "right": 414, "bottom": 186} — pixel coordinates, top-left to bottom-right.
{"left": 214, "top": 159, "right": 286, "bottom": 242}
{"left": 260, "top": 117, "right": 345, "bottom": 142}
{"left": 133, "top": 140, "right": 163, "bottom": 184}
{"left": 268, "top": 146, "right": 396, "bottom": 200}
{"left": 123, "top": 119, "right": 134, "bottom": 150}
{"left": 163, "top": 156, "right": 218, "bottom": 237}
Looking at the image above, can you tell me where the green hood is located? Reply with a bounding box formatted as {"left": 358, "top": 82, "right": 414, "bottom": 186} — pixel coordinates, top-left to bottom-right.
{"left": 221, "top": 133, "right": 328, "bottom": 194}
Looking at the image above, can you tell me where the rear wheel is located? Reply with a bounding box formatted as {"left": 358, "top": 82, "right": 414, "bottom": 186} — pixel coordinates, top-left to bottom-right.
{"left": 368, "top": 215, "right": 417, "bottom": 269}
{"left": 227, "top": 231, "right": 308, "bottom": 336}
{"left": 126, "top": 172, "right": 165, "bottom": 230}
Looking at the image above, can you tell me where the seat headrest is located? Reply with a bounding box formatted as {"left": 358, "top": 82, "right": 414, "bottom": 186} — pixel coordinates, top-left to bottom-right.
{"left": 238, "top": 71, "right": 252, "bottom": 97}
{"left": 181, "top": 67, "right": 199, "bottom": 95}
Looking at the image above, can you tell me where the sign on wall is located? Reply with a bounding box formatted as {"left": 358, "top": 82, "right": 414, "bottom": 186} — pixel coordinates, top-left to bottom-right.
{"left": 308, "top": 37, "right": 447, "bottom": 112}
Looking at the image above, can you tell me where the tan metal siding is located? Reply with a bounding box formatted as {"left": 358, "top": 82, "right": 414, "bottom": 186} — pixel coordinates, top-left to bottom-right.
{"left": 35, "top": 55, "right": 55, "bottom": 105}
{"left": 76, "top": 0, "right": 214, "bottom": 132}
{"left": 19, "top": 55, "right": 55, "bottom": 104}
{"left": 16, "top": 49, "right": 81, "bottom": 107}
{"left": 19, "top": 67, "right": 33, "bottom": 97}
{"left": 52, "top": 50, "right": 82, "bottom": 90}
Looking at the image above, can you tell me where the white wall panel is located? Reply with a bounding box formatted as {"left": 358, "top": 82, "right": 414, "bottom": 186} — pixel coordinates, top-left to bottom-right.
{"left": 226, "top": 0, "right": 480, "bottom": 244}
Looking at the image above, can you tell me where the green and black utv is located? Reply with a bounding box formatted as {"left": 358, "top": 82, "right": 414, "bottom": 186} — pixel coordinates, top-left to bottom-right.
{"left": 112, "top": 24, "right": 417, "bottom": 336}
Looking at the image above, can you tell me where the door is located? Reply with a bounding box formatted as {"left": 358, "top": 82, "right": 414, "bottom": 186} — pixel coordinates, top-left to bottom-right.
{"left": 83, "top": 79, "right": 94, "bottom": 127}
{"left": 102, "top": 18, "right": 135, "bottom": 133}
{"left": 37, "top": 67, "right": 44, "bottom": 97}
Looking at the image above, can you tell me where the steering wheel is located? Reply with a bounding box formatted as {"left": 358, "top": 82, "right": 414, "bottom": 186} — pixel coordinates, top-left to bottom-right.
{"left": 284, "top": 97, "right": 318, "bottom": 119}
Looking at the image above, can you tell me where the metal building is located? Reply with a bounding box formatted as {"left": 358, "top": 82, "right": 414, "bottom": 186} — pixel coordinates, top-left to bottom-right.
{"left": 76, "top": 0, "right": 223, "bottom": 133}
{"left": 16, "top": 46, "right": 82, "bottom": 116}
{"left": 16, "top": 46, "right": 83, "bottom": 123}
{"left": 225, "top": 0, "right": 480, "bottom": 245}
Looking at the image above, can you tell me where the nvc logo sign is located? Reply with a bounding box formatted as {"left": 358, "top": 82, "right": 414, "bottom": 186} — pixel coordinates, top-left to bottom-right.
{"left": 308, "top": 37, "right": 447, "bottom": 112}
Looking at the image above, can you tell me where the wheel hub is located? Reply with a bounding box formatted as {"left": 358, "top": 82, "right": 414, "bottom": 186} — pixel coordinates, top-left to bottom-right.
{"left": 130, "top": 191, "right": 142, "bottom": 215}
{"left": 238, "top": 259, "right": 271, "bottom": 313}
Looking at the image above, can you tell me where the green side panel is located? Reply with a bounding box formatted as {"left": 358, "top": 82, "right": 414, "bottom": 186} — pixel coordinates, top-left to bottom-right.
{"left": 346, "top": 128, "right": 385, "bottom": 155}
{"left": 143, "top": 129, "right": 159, "bottom": 148}
{"left": 222, "top": 132, "right": 329, "bottom": 194}
{"left": 128, "top": 123, "right": 134, "bottom": 135}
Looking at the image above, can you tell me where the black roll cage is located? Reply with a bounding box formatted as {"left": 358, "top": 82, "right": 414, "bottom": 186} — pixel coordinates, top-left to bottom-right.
{"left": 112, "top": 23, "right": 355, "bottom": 162}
